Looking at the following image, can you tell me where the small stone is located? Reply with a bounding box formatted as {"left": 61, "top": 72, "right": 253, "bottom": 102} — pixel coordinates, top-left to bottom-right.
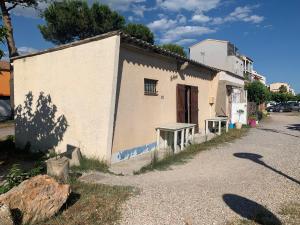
{"left": 68, "top": 147, "right": 82, "bottom": 167}
{"left": 46, "top": 156, "right": 69, "bottom": 182}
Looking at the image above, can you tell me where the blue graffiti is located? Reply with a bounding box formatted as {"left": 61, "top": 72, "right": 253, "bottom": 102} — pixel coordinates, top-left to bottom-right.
{"left": 117, "top": 142, "right": 157, "bottom": 160}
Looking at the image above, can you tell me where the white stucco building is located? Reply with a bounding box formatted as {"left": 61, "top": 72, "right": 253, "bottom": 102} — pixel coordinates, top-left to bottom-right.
{"left": 189, "top": 39, "right": 247, "bottom": 125}
{"left": 270, "top": 82, "right": 295, "bottom": 95}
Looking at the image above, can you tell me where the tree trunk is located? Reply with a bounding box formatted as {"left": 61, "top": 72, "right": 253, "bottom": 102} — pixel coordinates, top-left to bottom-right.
{"left": 0, "top": 1, "right": 18, "bottom": 115}
{"left": 0, "top": 0, "right": 18, "bottom": 57}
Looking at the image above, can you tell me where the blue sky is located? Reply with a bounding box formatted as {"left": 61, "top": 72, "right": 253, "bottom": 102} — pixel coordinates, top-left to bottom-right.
{"left": 2, "top": 0, "right": 300, "bottom": 93}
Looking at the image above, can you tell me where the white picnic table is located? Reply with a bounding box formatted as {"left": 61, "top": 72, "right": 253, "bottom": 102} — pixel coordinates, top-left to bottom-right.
{"left": 156, "top": 123, "right": 196, "bottom": 153}
{"left": 205, "top": 117, "right": 229, "bottom": 135}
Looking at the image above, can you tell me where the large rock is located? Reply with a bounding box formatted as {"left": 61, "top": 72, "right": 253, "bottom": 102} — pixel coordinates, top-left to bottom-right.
{"left": 0, "top": 203, "right": 14, "bottom": 225}
{"left": 0, "top": 175, "right": 70, "bottom": 224}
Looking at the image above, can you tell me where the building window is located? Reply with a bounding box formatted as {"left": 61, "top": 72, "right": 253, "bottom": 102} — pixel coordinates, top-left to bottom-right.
{"left": 144, "top": 78, "right": 158, "bottom": 95}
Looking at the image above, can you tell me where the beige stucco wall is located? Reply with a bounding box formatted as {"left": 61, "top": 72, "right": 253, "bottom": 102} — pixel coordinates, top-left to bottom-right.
{"left": 13, "top": 35, "right": 120, "bottom": 161}
{"left": 269, "top": 82, "right": 290, "bottom": 92}
{"left": 112, "top": 44, "right": 217, "bottom": 159}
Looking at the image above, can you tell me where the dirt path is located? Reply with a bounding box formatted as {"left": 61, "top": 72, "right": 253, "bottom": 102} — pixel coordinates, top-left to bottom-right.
{"left": 81, "top": 113, "right": 300, "bottom": 225}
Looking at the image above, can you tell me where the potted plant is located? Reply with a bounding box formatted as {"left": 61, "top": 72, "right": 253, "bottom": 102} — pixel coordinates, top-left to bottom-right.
{"left": 235, "top": 109, "right": 244, "bottom": 129}
{"left": 248, "top": 115, "right": 257, "bottom": 128}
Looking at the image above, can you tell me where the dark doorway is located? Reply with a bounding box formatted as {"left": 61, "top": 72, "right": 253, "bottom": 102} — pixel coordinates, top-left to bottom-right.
{"left": 176, "top": 84, "right": 199, "bottom": 132}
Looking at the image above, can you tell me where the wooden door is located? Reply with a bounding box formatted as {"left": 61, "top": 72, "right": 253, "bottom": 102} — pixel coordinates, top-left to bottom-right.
{"left": 176, "top": 84, "right": 186, "bottom": 123}
{"left": 190, "top": 86, "right": 199, "bottom": 132}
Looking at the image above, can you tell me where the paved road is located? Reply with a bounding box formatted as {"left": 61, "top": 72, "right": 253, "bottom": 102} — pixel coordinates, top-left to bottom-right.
{"left": 82, "top": 113, "right": 300, "bottom": 225}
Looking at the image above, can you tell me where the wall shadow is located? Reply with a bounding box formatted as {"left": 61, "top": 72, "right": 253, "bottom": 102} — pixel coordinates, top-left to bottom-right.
{"left": 234, "top": 153, "right": 300, "bottom": 185}
{"left": 223, "top": 194, "right": 281, "bottom": 225}
{"left": 286, "top": 124, "right": 300, "bottom": 132}
{"left": 257, "top": 127, "right": 300, "bottom": 138}
{"left": 15, "top": 92, "right": 68, "bottom": 152}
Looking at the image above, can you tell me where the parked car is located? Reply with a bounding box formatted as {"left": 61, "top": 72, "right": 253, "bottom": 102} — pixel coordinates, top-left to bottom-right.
{"left": 266, "top": 103, "right": 292, "bottom": 112}
{"left": 266, "top": 101, "right": 277, "bottom": 108}
{"left": 287, "top": 101, "right": 300, "bottom": 111}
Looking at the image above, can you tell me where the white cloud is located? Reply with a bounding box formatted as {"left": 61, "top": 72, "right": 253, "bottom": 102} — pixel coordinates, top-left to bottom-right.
{"left": 97, "top": 0, "right": 146, "bottom": 11}
{"left": 160, "top": 26, "right": 215, "bottom": 43}
{"left": 9, "top": 2, "right": 48, "bottom": 18}
{"left": 191, "top": 14, "right": 211, "bottom": 23}
{"left": 209, "top": 5, "right": 264, "bottom": 25}
{"left": 131, "top": 4, "right": 147, "bottom": 17}
{"left": 224, "top": 6, "right": 264, "bottom": 24}
{"left": 148, "top": 18, "right": 177, "bottom": 31}
{"left": 18, "top": 46, "right": 38, "bottom": 55}
{"left": 177, "top": 14, "right": 187, "bottom": 24}
{"left": 176, "top": 38, "right": 197, "bottom": 45}
{"left": 128, "top": 16, "right": 134, "bottom": 22}
{"left": 156, "top": 0, "right": 220, "bottom": 12}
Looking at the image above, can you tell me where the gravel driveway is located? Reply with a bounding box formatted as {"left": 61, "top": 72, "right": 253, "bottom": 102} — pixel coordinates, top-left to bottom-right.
{"left": 0, "top": 125, "right": 14, "bottom": 140}
{"left": 81, "top": 113, "right": 300, "bottom": 225}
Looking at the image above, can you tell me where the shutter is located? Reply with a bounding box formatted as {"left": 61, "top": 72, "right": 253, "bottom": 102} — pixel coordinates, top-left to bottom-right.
{"left": 177, "top": 84, "right": 186, "bottom": 123}
{"left": 190, "top": 86, "right": 199, "bottom": 132}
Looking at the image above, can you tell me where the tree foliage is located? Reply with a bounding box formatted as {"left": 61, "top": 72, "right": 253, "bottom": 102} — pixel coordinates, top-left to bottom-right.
{"left": 122, "top": 23, "right": 154, "bottom": 44}
{"left": 0, "top": 0, "right": 43, "bottom": 57}
{"left": 245, "top": 81, "right": 270, "bottom": 105}
{"left": 39, "top": 1, "right": 125, "bottom": 45}
{"left": 39, "top": 1, "right": 155, "bottom": 45}
{"left": 270, "top": 92, "right": 296, "bottom": 103}
{"left": 279, "top": 85, "right": 288, "bottom": 93}
{"left": 161, "top": 44, "right": 187, "bottom": 57}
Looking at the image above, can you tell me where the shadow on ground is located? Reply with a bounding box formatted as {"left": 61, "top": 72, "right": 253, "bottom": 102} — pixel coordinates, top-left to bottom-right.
{"left": 286, "top": 124, "right": 300, "bottom": 132}
{"left": 223, "top": 194, "right": 282, "bottom": 225}
{"left": 234, "top": 153, "right": 300, "bottom": 185}
{"left": 257, "top": 127, "right": 300, "bottom": 138}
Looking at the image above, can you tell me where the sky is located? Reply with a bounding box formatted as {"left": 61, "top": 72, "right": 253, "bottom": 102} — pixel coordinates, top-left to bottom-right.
{"left": 2, "top": 0, "right": 300, "bottom": 93}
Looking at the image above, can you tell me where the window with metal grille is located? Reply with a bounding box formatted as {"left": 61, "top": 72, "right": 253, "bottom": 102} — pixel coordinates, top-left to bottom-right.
{"left": 144, "top": 78, "right": 158, "bottom": 95}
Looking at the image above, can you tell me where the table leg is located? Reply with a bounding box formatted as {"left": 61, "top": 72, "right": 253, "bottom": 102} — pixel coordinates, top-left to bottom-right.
{"left": 180, "top": 129, "right": 184, "bottom": 151}
{"left": 218, "top": 121, "right": 221, "bottom": 135}
{"left": 174, "top": 130, "right": 178, "bottom": 153}
{"left": 205, "top": 120, "right": 208, "bottom": 135}
{"left": 192, "top": 127, "right": 195, "bottom": 143}
{"left": 164, "top": 131, "right": 167, "bottom": 149}
{"left": 156, "top": 129, "right": 160, "bottom": 150}
{"left": 226, "top": 120, "right": 229, "bottom": 132}
{"left": 185, "top": 128, "right": 189, "bottom": 145}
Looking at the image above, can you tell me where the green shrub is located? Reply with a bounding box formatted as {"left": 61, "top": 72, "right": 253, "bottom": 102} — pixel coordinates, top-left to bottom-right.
{"left": 0, "top": 163, "right": 45, "bottom": 194}
{"left": 257, "top": 111, "right": 263, "bottom": 121}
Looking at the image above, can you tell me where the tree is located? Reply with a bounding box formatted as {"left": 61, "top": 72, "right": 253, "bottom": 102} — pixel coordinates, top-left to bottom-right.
{"left": 161, "top": 44, "right": 186, "bottom": 57}
{"left": 39, "top": 1, "right": 125, "bottom": 45}
{"left": 279, "top": 85, "right": 288, "bottom": 93}
{"left": 245, "top": 81, "right": 270, "bottom": 105}
{"left": 270, "top": 92, "right": 295, "bottom": 103}
{"left": 0, "top": 0, "right": 42, "bottom": 57}
{"left": 0, "top": 26, "right": 7, "bottom": 59}
{"left": 122, "top": 23, "right": 154, "bottom": 44}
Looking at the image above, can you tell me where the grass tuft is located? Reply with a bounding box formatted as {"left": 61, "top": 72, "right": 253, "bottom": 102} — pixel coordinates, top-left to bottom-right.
{"left": 135, "top": 128, "right": 249, "bottom": 174}
{"left": 71, "top": 156, "right": 109, "bottom": 173}
{"left": 36, "top": 180, "right": 134, "bottom": 225}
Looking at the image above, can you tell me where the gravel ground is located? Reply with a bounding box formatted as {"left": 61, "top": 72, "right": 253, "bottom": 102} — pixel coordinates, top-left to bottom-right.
{"left": 81, "top": 113, "right": 300, "bottom": 225}
{"left": 0, "top": 125, "right": 14, "bottom": 140}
